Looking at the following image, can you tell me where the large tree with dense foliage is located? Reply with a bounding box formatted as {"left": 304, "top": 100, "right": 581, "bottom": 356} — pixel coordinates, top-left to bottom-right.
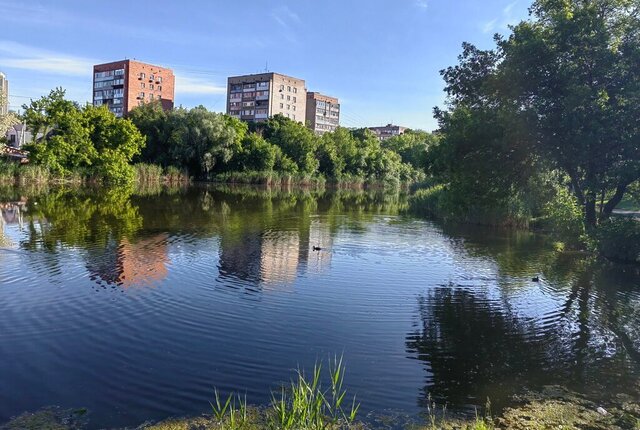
{"left": 435, "top": 0, "right": 640, "bottom": 227}
{"left": 22, "top": 89, "right": 145, "bottom": 183}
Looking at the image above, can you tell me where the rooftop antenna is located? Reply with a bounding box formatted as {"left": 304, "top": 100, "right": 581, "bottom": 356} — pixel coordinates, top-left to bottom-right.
{"left": 264, "top": 61, "right": 269, "bottom": 72}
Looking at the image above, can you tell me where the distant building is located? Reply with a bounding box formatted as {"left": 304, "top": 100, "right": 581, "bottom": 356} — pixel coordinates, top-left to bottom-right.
{"left": 368, "top": 124, "right": 408, "bottom": 141}
{"left": 6, "top": 124, "right": 36, "bottom": 148}
{"left": 305, "top": 92, "right": 340, "bottom": 134}
{"left": 92, "top": 59, "right": 175, "bottom": 117}
{"left": 0, "top": 72, "right": 8, "bottom": 115}
{"left": 226, "top": 72, "right": 306, "bottom": 123}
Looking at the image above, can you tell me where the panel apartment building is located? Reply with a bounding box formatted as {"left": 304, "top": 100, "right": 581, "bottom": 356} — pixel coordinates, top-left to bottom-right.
{"left": 368, "top": 124, "right": 408, "bottom": 141}
{"left": 93, "top": 59, "right": 175, "bottom": 117}
{"left": 305, "top": 92, "right": 339, "bottom": 134}
{"left": 227, "top": 72, "right": 306, "bottom": 123}
{"left": 0, "top": 72, "right": 8, "bottom": 115}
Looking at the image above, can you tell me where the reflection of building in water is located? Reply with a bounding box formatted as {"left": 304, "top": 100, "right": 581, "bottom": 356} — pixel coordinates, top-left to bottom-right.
{"left": 218, "top": 232, "right": 263, "bottom": 283}
{"left": 307, "top": 219, "right": 333, "bottom": 274}
{"left": 85, "top": 233, "right": 169, "bottom": 287}
{"left": 260, "top": 231, "right": 300, "bottom": 290}
{"left": 0, "top": 201, "right": 26, "bottom": 247}
{"left": 217, "top": 217, "right": 335, "bottom": 292}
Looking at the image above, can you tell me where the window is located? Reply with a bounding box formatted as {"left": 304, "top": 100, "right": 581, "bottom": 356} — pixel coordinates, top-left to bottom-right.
{"left": 230, "top": 84, "right": 242, "bottom": 92}
{"left": 280, "top": 84, "right": 285, "bottom": 91}
{"left": 140, "top": 83, "right": 145, "bottom": 89}
{"left": 292, "top": 105, "right": 296, "bottom": 111}
{"left": 287, "top": 95, "right": 290, "bottom": 101}
{"left": 94, "top": 90, "right": 103, "bottom": 98}
{"left": 279, "top": 103, "right": 284, "bottom": 108}
{"left": 293, "top": 97, "right": 296, "bottom": 102}
{"left": 149, "top": 84, "right": 154, "bottom": 90}
{"left": 293, "top": 88, "right": 297, "bottom": 93}
{"left": 280, "top": 94, "right": 284, "bottom": 99}
{"left": 158, "top": 86, "right": 162, "bottom": 92}
{"left": 287, "top": 86, "right": 291, "bottom": 92}
{"left": 139, "top": 72, "right": 146, "bottom": 79}
{"left": 286, "top": 113, "right": 290, "bottom": 118}
{"left": 113, "top": 98, "right": 122, "bottom": 105}
{"left": 139, "top": 92, "right": 145, "bottom": 98}
{"left": 149, "top": 74, "right": 155, "bottom": 80}
{"left": 157, "top": 95, "right": 162, "bottom": 100}
{"left": 114, "top": 69, "right": 125, "bottom": 76}
{"left": 292, "top": 114, "right": 296, "bottom": 120}
{"left": 157, "top": 76, "right": 162, "bottom": 83}
{"left": 286, "top": 104, "right": 290, "bottom": 110}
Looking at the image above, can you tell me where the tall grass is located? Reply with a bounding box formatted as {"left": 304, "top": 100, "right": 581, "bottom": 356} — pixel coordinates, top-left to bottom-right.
{"left": 134, "top": 163, "right": 190, "bottom": 185}
{"left": 208, "top": 356, "right": 359, "bottom": 430}
{"left": 269, "top": 356, "right": 359, "bottom": 430}
{"left": 213, "top": 171, "right": 326, "bottom": 188}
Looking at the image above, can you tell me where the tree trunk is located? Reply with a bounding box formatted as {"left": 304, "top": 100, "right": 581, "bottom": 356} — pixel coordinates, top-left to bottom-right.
{"left": 601, "top": 184, "right": 628, "bottom": 221}
{"left": 585, "top": 198, "right": 597, "bottom": 228}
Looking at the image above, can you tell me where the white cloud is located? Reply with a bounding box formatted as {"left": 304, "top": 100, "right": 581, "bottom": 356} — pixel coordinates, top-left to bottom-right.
{"left": 482, "top": 18, "right": 498, "bottom": 34}
{"left": 481, "top": 0, "right": 521, "bottom": 34}
{"left": 0, "top": 41, "right": 94, "bottom": 76}
{"left": 271, "top": 6, "right": 301, "bottom": 43}
{"left": 174, "top": 75, "right": 226, "bottom": 95}
{"left": 415, "top": 0, "right": 429, "bottom": 9}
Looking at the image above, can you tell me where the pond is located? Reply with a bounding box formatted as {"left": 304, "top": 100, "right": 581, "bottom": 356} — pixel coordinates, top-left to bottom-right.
{"left": 0, "top": 184, "right": 638, "bottom": 428}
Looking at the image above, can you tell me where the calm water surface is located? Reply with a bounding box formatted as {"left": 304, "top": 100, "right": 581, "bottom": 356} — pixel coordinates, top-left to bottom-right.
{"left": 0, "top": 185, "right": 638, "bottom": 428}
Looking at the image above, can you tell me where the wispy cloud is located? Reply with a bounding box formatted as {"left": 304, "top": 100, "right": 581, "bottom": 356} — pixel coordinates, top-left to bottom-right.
{"left": 174, "top": 75, "right": 226, "bottom": 95}
{"left": 271, "top": 5, "right": 301, "bottom": 43}
{"left": 415, "top": 0, "right": 429, "bottom": 9}
{"left": 0, "top": 41, "right": 95, "bottom": 76}
{"left": 481, "top": 0, "right": 521, "bottom": 34}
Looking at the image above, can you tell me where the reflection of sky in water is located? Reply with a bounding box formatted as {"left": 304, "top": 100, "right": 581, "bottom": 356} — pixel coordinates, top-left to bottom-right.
{"left": 0, "top": 187, "right": 638, "bottom": 429}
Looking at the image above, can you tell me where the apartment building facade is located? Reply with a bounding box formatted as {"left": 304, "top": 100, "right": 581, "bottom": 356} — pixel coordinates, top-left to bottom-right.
{"left": 93, "top": 59, "right": 175, "bottom": 117}
{"left": 0, "top": 72, "right": 8, "bottom": 115}
{"left": 227, "top": 72, "right": 306, "bottom": 123}
{"left": 305, "top": 92, "right": 339, "bottom": 134}
{"left": 368, "top": 124, "right": 408, "bottom": 141}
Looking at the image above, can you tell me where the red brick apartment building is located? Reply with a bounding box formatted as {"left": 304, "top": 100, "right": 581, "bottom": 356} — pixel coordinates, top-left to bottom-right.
{"left": 93, "top": 59, "right": 175, "bottom": 117}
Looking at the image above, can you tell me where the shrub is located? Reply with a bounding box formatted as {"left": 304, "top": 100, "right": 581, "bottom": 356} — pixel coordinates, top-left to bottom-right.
{"left": 595, "top": 218, "right": 640, "bottom": 263}
{"left": 540, "top": 187, "right": 585, "bottom": 247}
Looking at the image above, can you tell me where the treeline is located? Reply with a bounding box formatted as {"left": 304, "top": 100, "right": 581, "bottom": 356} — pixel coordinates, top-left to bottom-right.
{"left": 417, "top": 0, "right": 640, "bottom": 259}
{"left": 128, "top": 102, "right": 434, "bottom": 185}
{"left": 2, "top": 88, "right": 436, "bottom": 187}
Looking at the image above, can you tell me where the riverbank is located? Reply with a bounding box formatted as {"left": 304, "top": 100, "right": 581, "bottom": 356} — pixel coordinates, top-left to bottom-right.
{"left": 3, "top": 386, "right": 638, "bottom": 430}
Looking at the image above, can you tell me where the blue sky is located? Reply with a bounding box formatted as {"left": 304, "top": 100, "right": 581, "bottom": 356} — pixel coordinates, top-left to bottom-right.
{"left": 1, "top": 0, "right": 530, "bottom": 131}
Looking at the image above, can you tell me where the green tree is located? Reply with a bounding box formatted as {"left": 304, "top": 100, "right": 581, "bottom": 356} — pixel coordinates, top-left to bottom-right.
{"left": 261, "top": 114, "right": 319, "bottom": 174}
{"left": 22, "top": 89, "right": 145, "bottom": 183}
{"left": 436, "top": 0, "right": 640, "bottom": 228}
{"left": 128, "top": 101, "right": 169, "bottom": 165}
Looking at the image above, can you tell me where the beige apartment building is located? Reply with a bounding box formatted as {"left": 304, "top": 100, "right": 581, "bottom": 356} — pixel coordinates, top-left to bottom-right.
{"left": 368, "top": 124, "right": 408, "bottom": 141}
{"left": 93, "top": 59, "right": 175, "bottom": 117}
{"left": 0, "top": 72, "right": 8, "bottom": 115}
{"left": 227, "top": 72, "right": 306, "bottom": 123}
{"left": 305, "top": 92, "right": 339, "bottom": 134}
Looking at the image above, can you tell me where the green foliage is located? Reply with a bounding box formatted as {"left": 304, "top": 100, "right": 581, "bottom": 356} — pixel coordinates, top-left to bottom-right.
{"left": 436, "top": 0, "right": 640, "bottom": 227}
{"left": 268, "top": 356, "right": 359, "bottom": 430}
{"left": 595, "top": 218, "right": 640, "bottom": 263}
{"left": 541, "top": 187, "right": 586, "bottom": 246}
{"left": 22, "top": 89, "right": 144, "bottom": 184}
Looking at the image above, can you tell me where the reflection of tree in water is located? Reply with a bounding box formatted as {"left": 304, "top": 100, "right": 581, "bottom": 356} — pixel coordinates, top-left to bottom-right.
{"left": 406, "top": 257, "right": 640, "bottom": 414}
{"left": 406, "top": 285, "right": 551, "bottom": 411}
